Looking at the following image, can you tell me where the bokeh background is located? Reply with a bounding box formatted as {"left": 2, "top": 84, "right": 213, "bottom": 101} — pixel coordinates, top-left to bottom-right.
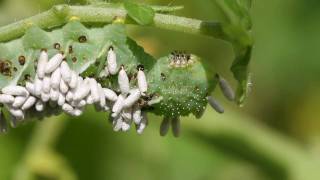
{"left": 0, "top": 0, "right": 320, "bottom": 180}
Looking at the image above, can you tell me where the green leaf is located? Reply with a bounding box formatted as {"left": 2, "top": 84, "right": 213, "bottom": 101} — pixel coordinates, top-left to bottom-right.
{"left": 124, "top": 2, "right": 155, "bottom": 25}
{"left": 213, "top": 0, "right": 253, "bottom": 105}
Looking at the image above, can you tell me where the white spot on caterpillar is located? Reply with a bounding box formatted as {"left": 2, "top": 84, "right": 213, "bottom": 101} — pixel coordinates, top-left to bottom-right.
{"left": 42, "top": 76, "right": 51, "bottom": 93}
{"left": 12, "top": 96, "right": 27, "bottom": 108}
{"left": 50, "top": 67, "right": 61, "bottom": 90}
{"left": 103, "top": 88, "right": 117, "bottom": 102}
{"left": 171, "top": 118, "right": 180, "bottom": 137}
{"left": 21, "top": 96, "right": 36, "bottom": 110}
{"left": 160, "top": 117, "right": 170, "bottom": 136}
{"left": 35, "top": 100, "right": 44, "bottom": 111}
{"left": 60, "top": 61, "right": 72, "bottom": 83}
{"left": 0, "top": 94, "right": 14, "bottom": 104}
{"left": 118, "top": 66, "right": 130, "bottom": 95}
{"left": 107, "top": 46, "right": 117, "bottom": 75}
{"left": 37, "top": 50, "right": 48, "bottom": 78}
{"left": 112, "top": 94, "right": 125, "bottom": 117}
{"left": 123, "top": 88, "right": 140, "bottom": 108}
{"left": 45, "top": 53, "right": 64, "bottom": 74}
{"left": 2, "top": 85, "right": 29, "bottom": 97}
{"left": 207, "top": 96, "right": 224, "bottom": 114}
{"left": 60, "top": 79, "right": 69, "bottom": 94}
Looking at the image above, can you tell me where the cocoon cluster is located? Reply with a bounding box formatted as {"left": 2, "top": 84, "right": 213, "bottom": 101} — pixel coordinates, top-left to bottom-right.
{"left": 0, "top": 48, "right": 150, "bottom": 134}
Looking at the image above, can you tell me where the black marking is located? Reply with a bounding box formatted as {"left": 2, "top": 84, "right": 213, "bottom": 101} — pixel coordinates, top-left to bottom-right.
{"left": 41, "top": 48, "right": 47, "bottom": 52}
{"left": 24, "top": 74, "right": 30, "bottom": 81}
{"left": 68, "top": 45, "right": 73, "bottom": 53}
{"left": 109, "top": 46, "right": 114, "bottom": 50}
{"left": 78, "top": 35, "right": 87, "bottom": 43}
{"left": 0, "top": 60, "right": 12, "bottom": 76}
{"left": 72, "top": 57, "right": 77, "bottom": 63}
{"left": 18, "top": 56, "right": 26, "bottom": 65}
{"left": 54, "top": 43, "right": 61, "bottom": 50}
{"left": 161, "top": 73, "right": 166, "bottom": 81}
{"left": 13, "top": 67, "right": 17, "bottom": 72}
{"left": 137, "top": 64, "right": 144, "bottom": 71}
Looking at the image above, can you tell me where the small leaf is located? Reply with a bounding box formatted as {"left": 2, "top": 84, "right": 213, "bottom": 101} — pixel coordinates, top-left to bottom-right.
{"left": 124, "top": 2, "right": 155, "bottom": 25}
{"left": 213, "top": 0, "right": 253, "bottom": 105}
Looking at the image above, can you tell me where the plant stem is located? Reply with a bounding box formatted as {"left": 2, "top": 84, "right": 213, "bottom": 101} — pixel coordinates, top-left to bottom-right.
{"left": 0, "top": 5, "right": 224, "bottom": 42}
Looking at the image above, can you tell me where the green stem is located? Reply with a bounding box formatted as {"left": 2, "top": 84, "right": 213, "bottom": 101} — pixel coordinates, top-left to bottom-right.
{"left": 0, "top": 5, "right": 224, "bottom": 42}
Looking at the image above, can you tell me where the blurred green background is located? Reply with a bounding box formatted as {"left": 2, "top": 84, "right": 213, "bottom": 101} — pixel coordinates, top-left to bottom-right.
{"left": 1, "top": 0, "right": 320, "bottom": 180}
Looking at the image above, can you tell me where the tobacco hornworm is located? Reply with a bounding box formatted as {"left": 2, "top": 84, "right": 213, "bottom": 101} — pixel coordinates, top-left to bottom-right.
{"left": 0, "top": 20, "right": 235, "bottom": 137}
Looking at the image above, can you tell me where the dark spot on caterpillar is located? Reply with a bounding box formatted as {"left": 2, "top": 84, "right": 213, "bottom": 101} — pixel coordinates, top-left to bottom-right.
{"left": 137, "top": 64, "right": 144, "bottom": 71}
{"left": 13, "top": 67, "right": 17, "bottom": 72}
{"left": 161, "top": 73, "right": 166, "bottom": 81}
{"left": 62, "top": 58, "right": 67, "bottom": 61}
{"left": 94, "top": 61, "right": 100, "bottom": 66}
{"left": 41, "top": 48, "right": 47, "bottom": 52}
{"left": 17, "top": 82, "right": 22, "bottom": 86}
{"left": 78, "top": 35, "right": 87, "bottom": 43}
{"left": 24, "top": 74, "right": 30, "bottom": 81}
{"left": 54, "top": 43, "right": 61, "bottom": 50}
{"left": 72, "top": 57, "right": 77, "bottom": 63}
{"left": 186, "top": 54, "right": 191, "bottom": 61}
{"left": 109, "top": 46, "right": 114, "bottom": 50}
{"left": 88, "top": 74, "right": 95, "bottom": 78}
{"left": 0, "top": 60, "right": 12, "bottom": 76}
{"left": 68, "top": 45, "right": 73, "bottom": 53}
{"left": 18, "top": 56, "right": 26, "bottom": 65}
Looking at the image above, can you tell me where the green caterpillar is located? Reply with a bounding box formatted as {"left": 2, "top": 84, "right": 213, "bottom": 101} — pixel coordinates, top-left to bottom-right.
{"left": 0, "top": 20, "right": 234, "bottom": 137}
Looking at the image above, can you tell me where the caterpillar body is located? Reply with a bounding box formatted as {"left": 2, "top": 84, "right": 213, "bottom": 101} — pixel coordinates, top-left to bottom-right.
{"left": 0, "top": 20, "right": 234, "bottom": 137}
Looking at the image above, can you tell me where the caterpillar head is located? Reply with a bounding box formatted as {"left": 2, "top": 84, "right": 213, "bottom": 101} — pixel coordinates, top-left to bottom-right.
{"left": 147, "top": 52, "right": 216, "bottom": 119}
